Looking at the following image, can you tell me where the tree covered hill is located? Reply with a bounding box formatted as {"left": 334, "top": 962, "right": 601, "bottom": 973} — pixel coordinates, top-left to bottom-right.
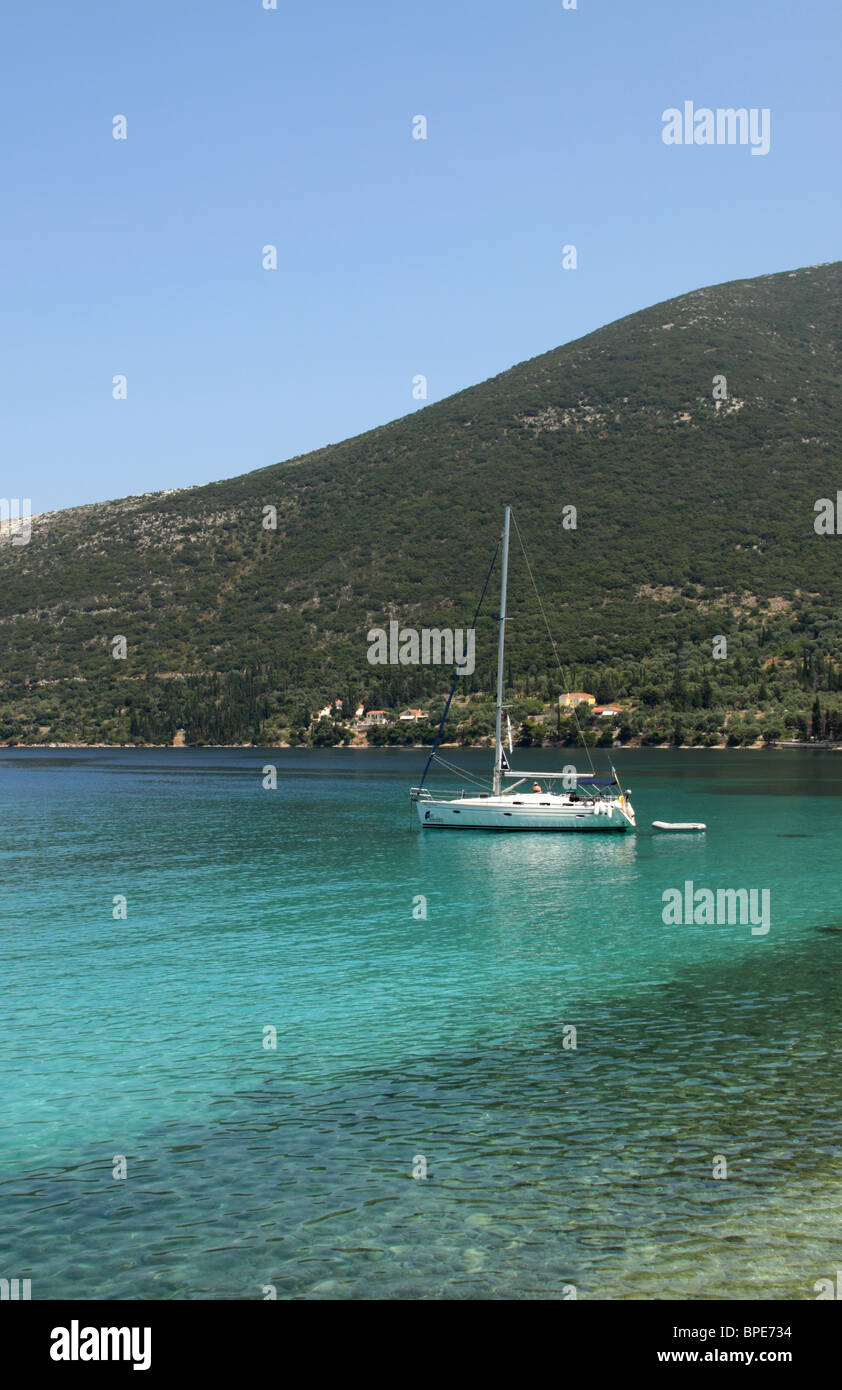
{"left": 1, "top": 260, "right": 841, "bottom": 744}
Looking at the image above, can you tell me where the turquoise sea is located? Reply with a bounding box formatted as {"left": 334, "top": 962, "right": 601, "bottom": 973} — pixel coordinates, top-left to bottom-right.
{"left": 2, "top": 746, "right": 841, "bottom": 1300}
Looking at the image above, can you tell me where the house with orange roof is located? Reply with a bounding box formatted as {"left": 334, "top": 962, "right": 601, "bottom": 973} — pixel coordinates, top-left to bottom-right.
{"left": 559, "top": 692, "right": 596, "bottom": 708}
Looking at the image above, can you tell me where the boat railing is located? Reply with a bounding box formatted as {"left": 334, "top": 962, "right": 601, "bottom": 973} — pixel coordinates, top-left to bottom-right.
{"left": 410, "top": 786, "right": 473, "bottom": 802}
{"left": 412, "top": 783, "right": 623, "bottom": 805}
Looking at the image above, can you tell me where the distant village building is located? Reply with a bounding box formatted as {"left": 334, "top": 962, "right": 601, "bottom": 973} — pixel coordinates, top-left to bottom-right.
{"left": 355, "top": 704, "right": 365, "bottom": 719}
{"left": 316, "top": 699, "right": 344, "bottom": 721}
{"left": 399, "top": 708, "right": 428, "bottom": 723}
{"left": 365, "top": 710, "right": 389, "bottom": 726}
{"left": 593, "top": 705, "right": 622, "bottom": 718}
{"left": 559, "top": 692, "right": 596, "bottom": 708}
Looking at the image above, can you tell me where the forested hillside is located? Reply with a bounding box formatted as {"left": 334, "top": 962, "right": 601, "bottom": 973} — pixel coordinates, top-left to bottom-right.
{"left": 1, "top": 260, "right": 841, "bottom": 746}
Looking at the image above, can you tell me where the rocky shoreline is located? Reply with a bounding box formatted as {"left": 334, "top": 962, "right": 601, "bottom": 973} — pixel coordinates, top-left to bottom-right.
{"left": 3, "top": 740, "right": 841, "bottom": 753}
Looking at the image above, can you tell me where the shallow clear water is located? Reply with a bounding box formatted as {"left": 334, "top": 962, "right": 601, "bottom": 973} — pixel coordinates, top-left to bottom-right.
{"left": 2, "top": 747, "right": 841, "bottom": 1300}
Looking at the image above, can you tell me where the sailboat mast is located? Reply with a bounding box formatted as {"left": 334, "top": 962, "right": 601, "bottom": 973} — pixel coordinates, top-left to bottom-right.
{"left": 493, "top": 505, "right": 511, "bottom": 795}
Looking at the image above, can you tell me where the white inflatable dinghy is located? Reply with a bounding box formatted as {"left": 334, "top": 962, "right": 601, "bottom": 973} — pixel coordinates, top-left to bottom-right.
{"left": 652, "top": 821, "right": 707, "bottom": 831}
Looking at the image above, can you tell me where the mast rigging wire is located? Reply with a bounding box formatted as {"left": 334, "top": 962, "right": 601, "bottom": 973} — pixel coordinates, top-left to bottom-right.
{"left": 417, "top": 536, "right": 501, "bottom": 790}
{"left": 420, "top": 509, "right": 605, "bottom": 789}
{"left": 509, "top": 509, "right": 597, "bottom": 777}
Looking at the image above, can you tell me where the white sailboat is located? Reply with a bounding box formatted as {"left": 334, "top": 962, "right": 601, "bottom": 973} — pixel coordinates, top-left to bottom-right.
{"left": 410, "top": 505, "right": 636, "bottom": 832}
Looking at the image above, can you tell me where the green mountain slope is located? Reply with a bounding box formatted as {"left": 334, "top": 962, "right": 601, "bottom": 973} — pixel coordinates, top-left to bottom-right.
{"left": 2, "top": 260, "right": 841, "bottom": 745}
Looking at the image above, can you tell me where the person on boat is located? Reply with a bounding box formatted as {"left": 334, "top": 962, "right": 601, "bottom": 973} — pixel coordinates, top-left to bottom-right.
{"left": 532, "top": 782, "right": 541, "bottom": 793}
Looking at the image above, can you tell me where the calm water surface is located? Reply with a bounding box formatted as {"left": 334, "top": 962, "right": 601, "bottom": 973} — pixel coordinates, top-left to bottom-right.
{"left": 2, "top": 747, "right": 841, "bottom": 1299}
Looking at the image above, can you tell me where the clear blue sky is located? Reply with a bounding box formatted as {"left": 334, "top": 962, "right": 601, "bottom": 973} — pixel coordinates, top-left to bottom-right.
{"left": 1, "top": 0, "right": 839, "bottom": 513}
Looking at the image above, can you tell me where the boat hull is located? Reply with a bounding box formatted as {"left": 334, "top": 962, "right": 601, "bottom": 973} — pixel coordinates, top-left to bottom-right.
{"left": 416, "top": 795, "right": 633, "bottom": 832}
